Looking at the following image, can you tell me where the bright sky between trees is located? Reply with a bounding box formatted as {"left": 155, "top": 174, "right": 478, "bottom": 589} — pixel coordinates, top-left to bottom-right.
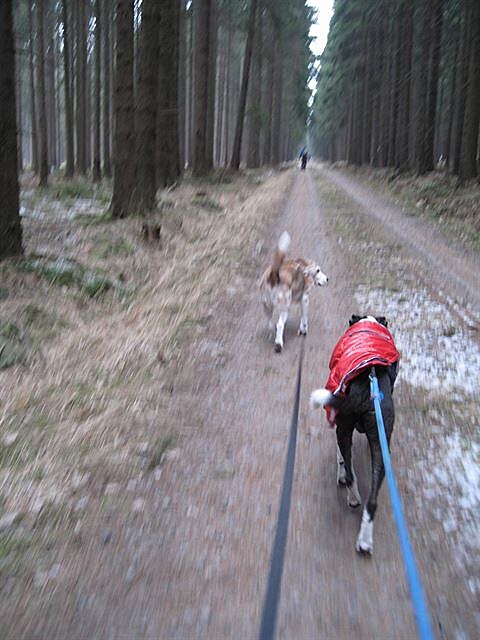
{"left": 308, "top": 0, "right": 334, "bottom": 58}
{"left": 307, "top": 0, "right": 334, "bottom": 99}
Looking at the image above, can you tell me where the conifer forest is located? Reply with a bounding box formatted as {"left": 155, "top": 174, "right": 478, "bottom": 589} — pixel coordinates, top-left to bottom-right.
{"left": 0, "top": 1, "right": 479, "bottom": 638}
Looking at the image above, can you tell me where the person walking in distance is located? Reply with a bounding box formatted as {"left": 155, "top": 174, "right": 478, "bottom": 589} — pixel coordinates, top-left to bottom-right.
{"left": 299, "top": 147, "right": 308, "bottom": 170}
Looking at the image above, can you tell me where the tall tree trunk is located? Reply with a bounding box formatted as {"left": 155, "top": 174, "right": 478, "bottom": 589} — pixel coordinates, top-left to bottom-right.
{"left": 157, "top": 0, "right": 181, "bottom": 187}
{"left": 92, "top": 0, "right": 102, "bottom": 182}
{"left": 36, "top": 0, "right": 48, "bottom": 186}
{"left": 424, "top": 0, "right": 443, "bottom": 171}
{"left": 15, "top": 43, "right": 23, "bottom": 172}
{"left": 45, "top": 1, "right": 57, "bottom": 168}
{"left": 28, "top": 0, "right": 38, "bottom": 174}
{"left": 75, "top": 0, "right": 87, "bottom": 174}
{"left": 85, "top": 1, "right": 92, "bottom": 170}
{"left": 215, "top": 28, "right": 225, "bottom": 165}
{"left": 411, "top": 0, "right": 442, "bottom": 174}
{"left": 270, "top": 36, "right": 283, "bottom": 165}
{"left": 222, "top": 4, "right": 232, "bottom": 165}
{"left": 134, "top": 0, "right": 161, "bottom": 211}
{"left": 102, "top": 0, "right": 112, "bottom": 177}
{"left": 395, "top": 0, "right": 414, "bottom": 170}
{"left": 246, "top": 2, "right": 261, "bottom": 168}
{"left": 193, "top": 0, "right": 213, "bottom": 175}
{"left": 0, "top": 0, "right": 23, "bottom": 257}
{"left": 206, "top": 3, "right": 217, "bottom": 167}
{"left": 361, "top": 24, "right": 374, "bottom": 164}
{"left": 459, "top": 0, "right": 480, "bottom": 181}
{"left": 449, "top": 6, "right": 470, "bottom": 175}
{"left": 61, "top": 0, "right": 74, "bottom": 177}
{"left": 111, "top": 0, "right": 136, "bottom": 218}
{"left": 445, "top": 31, "right": 459, "bottom": 165}
{"left": 230, "top": 0, "right": 258, "bottom": 169}
{"left": 262, "top": 9, "right": 273, "bottom": 164}
{"left": 178, "top": 0, "right": 187, "bottom": 170}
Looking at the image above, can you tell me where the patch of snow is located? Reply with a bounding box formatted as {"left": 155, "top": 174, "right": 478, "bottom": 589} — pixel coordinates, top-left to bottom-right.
{"left": 355, "top": 286, "right": 480, "bottom": 398}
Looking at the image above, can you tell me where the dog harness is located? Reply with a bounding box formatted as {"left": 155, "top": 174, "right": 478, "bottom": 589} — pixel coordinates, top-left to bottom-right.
{"left": 325, "top": 321, "right": 400, "bottom": 424}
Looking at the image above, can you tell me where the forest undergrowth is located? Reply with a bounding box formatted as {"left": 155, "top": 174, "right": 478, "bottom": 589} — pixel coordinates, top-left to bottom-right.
{"left": 0, "top": 167, "right": 293, "bottom": 583}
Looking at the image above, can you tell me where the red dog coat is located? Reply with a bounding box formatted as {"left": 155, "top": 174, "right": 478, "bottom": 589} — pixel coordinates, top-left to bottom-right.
{"left": 325, "top": 320, "right": 400, "bottom": 424}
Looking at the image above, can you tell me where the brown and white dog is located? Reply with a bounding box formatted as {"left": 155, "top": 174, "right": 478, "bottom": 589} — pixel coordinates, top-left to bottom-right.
{"left": 260, "top": 232, "right": 328, "bottom": 351}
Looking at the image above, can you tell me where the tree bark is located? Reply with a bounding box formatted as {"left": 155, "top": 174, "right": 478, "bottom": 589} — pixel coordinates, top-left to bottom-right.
{"left": 449, "top": 6, "right": 470, "bottom": 175}
{"left": 246, "top": 1, "right": 262, "bottom": 168}
{"left": 193, "top": 0, "right": 214, "bottom": 175}
{"left": 61, "top": 0, "right": 74, "bottom": 177}
{"left": 395, "top": 0, "right": 414, "bottom": 170}
{"left": 102, "top": 0, "right": 112, "bottom": 177}
{"left": 270, "top": 35, "right": 283, "bottom": 165}
{"left": 133, "top": 0, "right": 161, "bottom": 212}
{"left": 156, "top": 0, "right": 181, "bottom": 187}
{"left": 92, "top": 0, "right": 102, "bottom": 182}
{"left": 28, "top": 0, "right": 38, "bottom": 174}
{"left": 75, "top": 0, "right": 87, "bottom": 174}
{"left": 36, "top": 0, "right": 48, "bottom": 186}
{"left": 15, "top": 39, "right": 23, "bottom": 173}
{"left": 424, "top": 0, "right": 443, "bottom": 171}
{"left": 45, "top": 1, "right": 57, "bottom": 168}
{"left": 230, "top": 0, "right": 258, "bottom": 169}
{"left": 178, "top": 0, "right": 187, "bottom": 170}
{"left": 459, "top": 0, "right": 480, "bottom": 181}
{"left": 262, "top": 9, "right": 273, "bottom": 164}
{"left": 206, "top": 2, "right": 217, "bottom": 167}
{"left": 111, "top": 0, "right": 136, "bottom": 218}
{"left": 0, "top": 0, "right": 23, "bottom": 258}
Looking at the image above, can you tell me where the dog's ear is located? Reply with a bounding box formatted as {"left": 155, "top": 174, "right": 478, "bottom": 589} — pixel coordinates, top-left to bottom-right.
{"left": 376, "top": 316, "right": 388, "bottom": 327}
{"left": 349, "top": 314, "right": 362, "bottom": 326}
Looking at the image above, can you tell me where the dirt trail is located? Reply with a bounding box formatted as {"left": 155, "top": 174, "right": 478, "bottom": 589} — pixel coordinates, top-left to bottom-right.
{"left": 321, "top": 165, "right": 480, "bottom": 318}
{"left": 13, "top": 168, "right": 479, "bottom": 639}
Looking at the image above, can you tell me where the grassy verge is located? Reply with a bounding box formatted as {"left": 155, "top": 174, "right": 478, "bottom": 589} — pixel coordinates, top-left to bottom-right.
{"left": 0, "top": 168, "right": 293, "bottom": 587}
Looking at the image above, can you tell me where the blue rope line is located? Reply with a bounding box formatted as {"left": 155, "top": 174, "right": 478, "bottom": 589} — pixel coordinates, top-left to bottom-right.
{"left": 369, "top": 369, "right": 434, "bottom": 640}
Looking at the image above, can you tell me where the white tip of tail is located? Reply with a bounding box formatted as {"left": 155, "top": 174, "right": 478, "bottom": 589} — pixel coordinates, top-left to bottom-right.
{"left": 310, "top": 388, "right": 332, "bottom": 409}
{"left": 278, "top": 231, "right": 291, "bottom": 253}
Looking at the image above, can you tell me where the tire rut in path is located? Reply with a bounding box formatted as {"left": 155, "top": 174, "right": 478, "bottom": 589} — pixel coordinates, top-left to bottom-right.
{"left": 321, "top": 165, "right": 480, "bottom": 318}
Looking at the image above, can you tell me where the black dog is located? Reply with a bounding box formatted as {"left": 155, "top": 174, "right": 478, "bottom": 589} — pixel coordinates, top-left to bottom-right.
{"left": 311, "top": 315, "right": 399, "bottom": 554}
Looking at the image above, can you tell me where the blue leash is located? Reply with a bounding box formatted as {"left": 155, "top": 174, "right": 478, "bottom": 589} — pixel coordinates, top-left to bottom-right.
{"left": 369, "top": 367, "right": 434, "bottom": 640}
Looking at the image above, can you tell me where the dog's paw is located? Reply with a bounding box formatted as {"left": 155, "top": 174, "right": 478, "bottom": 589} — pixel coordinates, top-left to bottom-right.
{"left": 346, "top": 480, "right": 361, "bottom": 508}
{"left": 356, "top": 538, "right": 373, "bottom": 555}
{"left": 356, "top": 510, "right": 373, "bottom": 555}
{"left": 337, "top": 461, "right": 347, "bottom": 486}
{"left": 298, "top": 321, "right": 308, "bottom": 335}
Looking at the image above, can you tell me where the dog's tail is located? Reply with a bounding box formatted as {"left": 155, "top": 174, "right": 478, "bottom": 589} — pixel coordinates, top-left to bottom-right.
{"left": 268, "top": 231, "right": 290, "bottom": 287}
{"left": 310, "top": 388, "right": 337, "bottom": 410}
{"left": 310, "top": 387, "right": 363, "bottom": 414}
{"left": 311, "top": 370, "right": 392, "bottom": 415}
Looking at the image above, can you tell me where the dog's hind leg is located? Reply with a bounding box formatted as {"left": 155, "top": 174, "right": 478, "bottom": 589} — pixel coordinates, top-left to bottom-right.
{"left": 273, "top": 289, "right": 291, "bottom": 352}
{"left": 356, "top": 406, "right": 393, "bottom": 555}
{"left": 263, "top": 303, "right": 275, "bottom": 334}
{"left": 356, "top": 432, "right": 383, "bottom": 555}
{"left": 274, "top": 310, "right": 288, "bottom": 352}
{"left": 336, "top": 422, "right": 361, "bottom": 507}
{"left": 336, "top": 444, "right": 346, "bottom": 485}
{"left": 298, "top": 293, "right": 309, "bottom": 335}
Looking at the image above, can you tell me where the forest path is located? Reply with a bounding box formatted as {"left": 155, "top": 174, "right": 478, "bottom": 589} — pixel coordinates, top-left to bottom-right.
{"left": 18, "top": 167, "right": 479, "bottom": 640}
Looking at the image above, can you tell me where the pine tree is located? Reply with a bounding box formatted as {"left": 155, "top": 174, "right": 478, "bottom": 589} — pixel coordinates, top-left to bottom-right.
{"left": 111, "top": 0, "right": 135, "bottom": 218}
{"left": 0, "top": 0, "right": 23, "bottom": 258}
